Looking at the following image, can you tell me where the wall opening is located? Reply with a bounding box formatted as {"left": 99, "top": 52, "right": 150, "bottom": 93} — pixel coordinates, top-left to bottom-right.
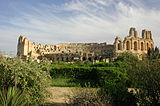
{"left": 88, "top": 57, "right": 92, "bottom": 61}
{"left": 66, "top": 57, "right": 69, "bottom": 62}
{"left": 82, "top": 57, "right": 86, "bottom": 61}
{"left": 61, "top": 57, "right": 64, "bottom": 61}
{"left": 134, "top": 41, "right": 138, "bottom": 51}
{"left": 126, "top": 41, "right": 130, "bottom": 50}
{"left": 141, "top": 42, "right": 144, "bottom": 51}
{"left": 118, "top": 41, "right": 122, "bottom": 50}
{"left": 99, "top": 57, "right": 103, "bottom": 62}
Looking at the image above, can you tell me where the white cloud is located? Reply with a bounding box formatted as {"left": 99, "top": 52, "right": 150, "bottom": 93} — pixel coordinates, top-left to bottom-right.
{"left": 0, "top": 0, "right": 160, "bottom": 55}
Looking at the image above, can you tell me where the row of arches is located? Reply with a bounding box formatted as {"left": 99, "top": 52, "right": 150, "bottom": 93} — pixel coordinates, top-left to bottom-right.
{"left": 117, "top": 40, "right": 153, "bottom": 51}
{"left": 38, "top": 54, "right": 111, "bottom": 62}
{"left": 126, "top": 41, "right": 153, "bottom": 51}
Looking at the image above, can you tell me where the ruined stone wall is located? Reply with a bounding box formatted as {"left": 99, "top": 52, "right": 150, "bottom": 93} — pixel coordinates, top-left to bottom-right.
{"left": 114, "top": 28, "right": 154, "bottom": 59}
{"left": 17, "top": 36, "right": 114, "bottom": 62}
{"left": 17, "top": 27, "right": 154, "bottom": 62}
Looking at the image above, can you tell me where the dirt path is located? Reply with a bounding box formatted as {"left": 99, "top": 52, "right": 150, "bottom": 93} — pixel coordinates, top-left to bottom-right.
{"left": 44, "top": 87, "right": 74, "bottom": 105}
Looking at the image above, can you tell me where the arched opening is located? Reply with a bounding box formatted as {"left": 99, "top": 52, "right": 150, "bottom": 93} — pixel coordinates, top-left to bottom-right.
{"left": 126, "top": 41, "right": 130, "bottom": 50}
{"left": 71, "top": 57, "right": 74, "bottom": 61}
{"left": 61, "top": 57, "right": 64, "bottom": 61}
{"left": 141, "top": 42, "right": 144, "bottom": 51}
{"left": 88, "top": 57, "right": 92, "bottom": 61}
{"left": 94, "top": 57, "right": 98, "bottom": 60}
{"left": 134, "top": 41, "right": 138, "bottom": 51}
{"left": 99, "top": 57, "right": 103, "bottom": 62}
{"left": 82, "top": 57, "right": 86, "bottom": 61}
{"left": 118, "top": 41, "right": 122, "bottom": 50}
{"left": 52, "top": 58, "right": 54, "bottom": 61}
{"left": 66, "top": 57, "right": 69, "bottom": 62}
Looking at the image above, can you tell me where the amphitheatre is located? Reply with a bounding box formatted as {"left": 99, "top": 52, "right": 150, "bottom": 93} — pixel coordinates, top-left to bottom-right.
{"left": 17, "top": 27, "right": 154, "bottom": 62}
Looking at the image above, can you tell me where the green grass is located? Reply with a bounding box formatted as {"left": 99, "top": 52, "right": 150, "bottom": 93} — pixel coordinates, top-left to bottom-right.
{"left": 51, "top": 78, "right": 98, "bottom": 87}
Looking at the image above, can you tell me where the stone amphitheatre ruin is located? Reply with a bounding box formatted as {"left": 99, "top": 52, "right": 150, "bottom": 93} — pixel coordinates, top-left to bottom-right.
{"left": 17, "top": 27, "right": 154, "bottom": 62}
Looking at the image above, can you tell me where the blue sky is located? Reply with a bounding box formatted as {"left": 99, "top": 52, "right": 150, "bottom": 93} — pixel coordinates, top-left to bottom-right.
{"left": 0, "top": 0, "right": 160, "bottom": 56}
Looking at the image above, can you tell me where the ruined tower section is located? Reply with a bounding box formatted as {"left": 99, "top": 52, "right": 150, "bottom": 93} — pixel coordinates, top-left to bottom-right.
{"left": 17, "top": 35, "right": 37, "bottom": 59}
{"left": 114, "top": 27, "right": 154, "bottom": 59}
{"left": 17, "top": 35, "right": 29, "bottom": 58}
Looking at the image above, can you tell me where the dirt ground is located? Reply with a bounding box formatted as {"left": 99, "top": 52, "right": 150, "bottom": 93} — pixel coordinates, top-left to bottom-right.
{"left": 44, "top": 87, "right": 74, "bottom": 106}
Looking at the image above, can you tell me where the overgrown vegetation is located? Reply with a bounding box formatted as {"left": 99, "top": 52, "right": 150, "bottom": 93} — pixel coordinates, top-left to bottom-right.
{"left": 0, "top": 47, "right": 160, "bottom": 106}
{"left": 0, "top": 54, "right": 51, "bottom": 105}
{"left": 69, "top": 87, "right": 111, "bottom": 106}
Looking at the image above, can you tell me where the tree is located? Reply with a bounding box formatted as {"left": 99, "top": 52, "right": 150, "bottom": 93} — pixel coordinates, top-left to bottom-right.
{"left": 115, "top": 52, "right": 138, "bottom": 65}
{"left": 98, "top": 62, "right": 137, "bottom": 106}
{"left": 0, "top": 54, "right": 51, "bottom": 105}
{"left": 135, "top": 59, "right": 160, "bottom": 105}
{"left": 147, "top": 47, "right": 160, "bottom": 60}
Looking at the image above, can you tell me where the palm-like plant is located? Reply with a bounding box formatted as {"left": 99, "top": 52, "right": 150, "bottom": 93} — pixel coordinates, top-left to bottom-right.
{"left": 0, "top": 87, "right": 28, "bottom": 106}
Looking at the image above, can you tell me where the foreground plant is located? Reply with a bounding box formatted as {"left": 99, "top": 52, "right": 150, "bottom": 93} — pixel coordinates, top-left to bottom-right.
{"left": 0, "top": 87, "right": 28, "bottom": 106}
{"left": 68, "top": 87, "right": 111, "bottom": 106}
{"left": 0, "top": 54, "right": 51, "bottom": 105}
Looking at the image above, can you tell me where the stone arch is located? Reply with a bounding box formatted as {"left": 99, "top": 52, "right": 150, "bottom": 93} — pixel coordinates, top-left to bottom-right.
{"left": 88, "top": 57, "right": 92, "bottom": 61}
{"left": 141, "top": 42, "right": 144, "bottom": 51}
{"left": 82, "top": 57, "right": 86, "bottom": 61}
{"left": 61, "top": 57, "right": 64, "bottom": 61}
{"left": 117, "top": 41, "right": 122, "bottom": 50}
{"left": 71, "top": 57, "right": 74, "bottom": 61}
{"left": 66, "top": 57, "right": 69, "bottom": 62}
{"left": 52, "top": 57, "right": 55, "bottom": 61}
{"left": 94, "top": 57, "right": 98, "bottom": 60}
{"left": 134, "top": 41, "right": 138, "bottom": 51}
{"left": 99, "top": 57, "right": 103, "bottom": 62}
{"left": 126, "top": 41, "right": 130, "bottom": 50}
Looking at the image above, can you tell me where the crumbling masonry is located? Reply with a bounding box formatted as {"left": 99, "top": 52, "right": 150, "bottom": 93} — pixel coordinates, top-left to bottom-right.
{"left": 17, "top": 28, "right": 154, "bottom": 62}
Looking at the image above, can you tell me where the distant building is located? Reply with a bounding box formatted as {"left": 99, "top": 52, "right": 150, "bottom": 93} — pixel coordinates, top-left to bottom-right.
{"left": 17, "top": 27, "right": 154, "bottom": 62}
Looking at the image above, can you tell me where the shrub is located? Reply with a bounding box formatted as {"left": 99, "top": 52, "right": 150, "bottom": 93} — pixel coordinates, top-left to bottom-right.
{"left": 115, "top": 52, "right": 138, "bottom": 65}
{"left": 147, "top": 47, "right": 160, "bottom": 60}
{"left": 50, "top": 65, "right": 98, "bottom": 80}
{"left": 97, "top": 65, "right": 137, "bottom": 106}
{"left": 134, "top": 59, "right": 160, "bottom": 105}
{"left": 0, "top": 54, "right": 51, "bottom": 105}
{"left": 69, "top": 87, "right": 111, "bottom": 106}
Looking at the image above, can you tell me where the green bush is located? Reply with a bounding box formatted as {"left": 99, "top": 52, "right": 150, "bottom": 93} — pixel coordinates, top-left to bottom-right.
{"left": 134, "top": 59, "right": 160, "bottom": 105}
{"left": 50, "top": 65, "right": 98, "bottom": 79}
{"left": 97, "top": 63, "right": 137, "bottom": 106}
{"left": 0, "top": 54, "right": 51, "bottom": 105}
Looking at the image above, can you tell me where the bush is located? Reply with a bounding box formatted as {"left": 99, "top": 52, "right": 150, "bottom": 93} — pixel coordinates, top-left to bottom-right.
{"left": 97, "top": 63, "right": 137, "bottom": 106}
{"left": 50, "top": 65, "right": 98, "bottom": 79}
{"left": 0, "top": 54, "right": 51, "bottom": 105}
{"left": 69, "top": 87, "right": 111, "bottom": 106}
{"left": 115, "top": 52, "right": 138, "bottom": 64}
{"left": 134, "top": 59, "right": 160, "bottom": 105}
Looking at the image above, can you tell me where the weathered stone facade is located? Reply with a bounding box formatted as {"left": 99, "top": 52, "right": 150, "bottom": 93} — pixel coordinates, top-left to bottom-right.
{"left": 114, "top": 28, "right": 154, "bottom": 59}
{"left": 17, "top": 28, "right": 154, "bottom": 62}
